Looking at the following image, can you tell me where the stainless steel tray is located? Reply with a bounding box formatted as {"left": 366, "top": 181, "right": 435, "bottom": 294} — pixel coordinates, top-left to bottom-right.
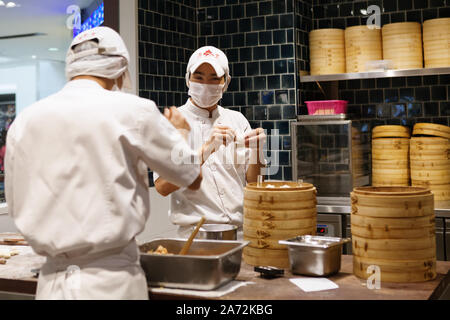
{"left": 139, "top": 238, "right": 249, "bottom": 290}
{"left": 279, "top": 236, "right": 350, "bottom": 277}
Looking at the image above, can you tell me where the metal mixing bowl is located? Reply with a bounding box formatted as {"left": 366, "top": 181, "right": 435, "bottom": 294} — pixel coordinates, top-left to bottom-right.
{"left": 195, "top": 224, "right": 238, "bottom": 241}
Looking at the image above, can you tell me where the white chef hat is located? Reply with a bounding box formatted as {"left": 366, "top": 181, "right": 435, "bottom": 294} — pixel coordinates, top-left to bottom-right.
{"left": 185, "top": 46, "right": 231, "bottom": 92}
{"left": 66, "top": 26, "right": 132, "bottom": 90}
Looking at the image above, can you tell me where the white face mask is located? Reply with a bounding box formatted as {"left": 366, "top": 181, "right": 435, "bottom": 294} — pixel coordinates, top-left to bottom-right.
{"left": 188, "top": 82, "right": 224, "bottom": 108}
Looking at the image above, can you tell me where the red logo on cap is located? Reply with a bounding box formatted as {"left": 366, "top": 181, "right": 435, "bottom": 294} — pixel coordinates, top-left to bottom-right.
{"left": 201, "top": 49, "right": 219, "bottom": 58}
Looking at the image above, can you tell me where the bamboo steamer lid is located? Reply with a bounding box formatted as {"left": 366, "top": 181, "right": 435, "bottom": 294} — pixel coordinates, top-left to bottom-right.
{"left": 309, "top": 28, "right": 344, "bottom": 39}
{"left": 309, "top": 28, "right": 345, "bottom": 75}
{"left": 351, "top": 186, "right": 434, "bottom": 218}
{"left": 412, "top": 123, "right": 450, "bottom": 139}
{"left": 372, "top": 125, "right": 410, "bottom": 138}
{"left": 382, "top": 22, "right": 423, "bottom": 70}
{"left": 423, "top": 18, "right": 450, "bottom": 38}
{"left": 345, "top": 26, "right": 382, "bottom": 72}
{"left": 423, "top": 18, "right": 450, "bottom": 67}
{"left": 351, "top": 186, "right": 436, "bottom": 282}
{"left": 382, "top": 22, "right": 422, "bottom": 34}
{"left": 243, "top": 181, "right": 317, "bottom": 268}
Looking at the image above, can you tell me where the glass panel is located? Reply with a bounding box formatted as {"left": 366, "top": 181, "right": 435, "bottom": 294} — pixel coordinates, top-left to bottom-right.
{"left": 295, "top": 122, "right": 370, "bottom": 198}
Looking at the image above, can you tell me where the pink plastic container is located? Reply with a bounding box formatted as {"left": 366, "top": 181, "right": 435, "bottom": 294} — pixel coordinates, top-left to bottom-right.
{"left": 305, "top": 100, "right": 348, "bottom": 115}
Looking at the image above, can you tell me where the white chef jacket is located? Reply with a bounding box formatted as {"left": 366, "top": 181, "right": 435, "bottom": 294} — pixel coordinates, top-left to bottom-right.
{"left": 153, "top": 99, "right": 251, "bottom": 228}
{"left": 5, "top": 80, "right": 200, "bottom": 299}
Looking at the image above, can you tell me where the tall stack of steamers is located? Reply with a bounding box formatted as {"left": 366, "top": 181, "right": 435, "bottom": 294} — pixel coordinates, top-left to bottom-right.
{"left": 371, "top": 123, "right": 450, "bottom": 208}
{"left": 309, "top": 18, "right": 450, "bottom": 75}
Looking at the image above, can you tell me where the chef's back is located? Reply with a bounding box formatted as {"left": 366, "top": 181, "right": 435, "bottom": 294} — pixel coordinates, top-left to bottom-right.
{"left": 4, "top": 80, "right": 200, "bottom": 259}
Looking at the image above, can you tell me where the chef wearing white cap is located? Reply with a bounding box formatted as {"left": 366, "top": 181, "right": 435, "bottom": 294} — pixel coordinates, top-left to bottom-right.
{"left": 154, "top": 46, "right": 267, "bottom": 238}
{"left": 4, "top": 27, "right": 202, "bottom": 300}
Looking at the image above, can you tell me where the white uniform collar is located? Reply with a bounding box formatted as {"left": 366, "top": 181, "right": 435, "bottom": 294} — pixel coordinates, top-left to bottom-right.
{"left": 65, "top": 79, "right": 105, "bottom": 90}
{"left": 185, "top": 99, "right": 220, "bottom": 119}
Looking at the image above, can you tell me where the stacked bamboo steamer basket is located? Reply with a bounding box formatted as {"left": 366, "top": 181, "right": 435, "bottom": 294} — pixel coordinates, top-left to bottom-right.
{"left": 423, "top": 18, "right": 450, "bottom": 68}
{"left": 410, "top": 123, "right": 450, "bottom": 208}
{"left": 351, "top": 186, "right": 436, "bottom": 283}
{"left": 382, "top": 22, "right": 423, "bottom": 70}
{"left": 243, "top": 181, "right": 317, "bottom": 269}
{"left": 345, "top": 26, "right": 382, "bottom": 73}
{"left": 309, "top": 28, "right": 346, "bottom": 75}
{"left": 372, "top": 125, "right": 411, "bottom": 186}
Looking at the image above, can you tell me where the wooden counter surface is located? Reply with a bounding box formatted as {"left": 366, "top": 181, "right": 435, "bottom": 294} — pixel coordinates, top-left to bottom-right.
{"left": 1, "top": 255, "right": 449, "bottom": 300}
{"left": 149, "top": 255, "right": 450, "bottom": 300}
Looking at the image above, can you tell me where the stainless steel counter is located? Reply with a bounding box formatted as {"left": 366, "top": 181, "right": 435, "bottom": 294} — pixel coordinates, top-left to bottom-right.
{"left": 317, "top": 197, "right": 450, "bottom": 218}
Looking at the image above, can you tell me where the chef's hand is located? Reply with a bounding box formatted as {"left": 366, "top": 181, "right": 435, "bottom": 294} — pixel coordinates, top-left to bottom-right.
{"left": 164, "top": 107, "right": 191, "bottom": 140}
{"left": 199, "top": 125, "right": 236, "bottom": 165}
{"left": 245, "top": 128, "right": 266, "bottom": 151}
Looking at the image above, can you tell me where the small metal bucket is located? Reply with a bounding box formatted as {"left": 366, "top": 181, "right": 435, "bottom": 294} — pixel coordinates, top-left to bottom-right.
{"left": 195, "top": 224, "right": 238, "bottom": 241}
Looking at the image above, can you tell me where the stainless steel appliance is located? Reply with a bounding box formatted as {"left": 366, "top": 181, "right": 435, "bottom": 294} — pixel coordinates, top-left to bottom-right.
{"left": 292, "top": 115, "right": 370, "bottom": 202}
{"left": 317, "top": 213, "right": 343, "bottom": 237}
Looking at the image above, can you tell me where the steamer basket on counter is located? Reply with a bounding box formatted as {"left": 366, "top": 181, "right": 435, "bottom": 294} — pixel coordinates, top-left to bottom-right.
{"left": 345, "top": 25, "right": 382, "bottom": 73}
{"left": 382, "top": 22, "right": 423, "bottom": 70}
{"left": 423, "top": 18, "right": 450, "bottom": 68}
{"left": 243, "top": 181, "right": 317, "bottom": 269}
{"left": 410, "top": 123, "right": 450, "bottom": 208}
{"left": 351, "top": 186, "right": 436, "bottom": 283}
{"left": 371, "top": 125, "right": 411, "bottom": 187}
{"left": 309, "top": 28, "right": 346, "bottom": 75}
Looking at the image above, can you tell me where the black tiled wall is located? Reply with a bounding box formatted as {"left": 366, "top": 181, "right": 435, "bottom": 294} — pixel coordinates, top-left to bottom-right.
{"left": 138, "top": 0, "right": 197, "bottom": 108}
{"left": 299, "top": 0, "right": 450, "bottom": 134}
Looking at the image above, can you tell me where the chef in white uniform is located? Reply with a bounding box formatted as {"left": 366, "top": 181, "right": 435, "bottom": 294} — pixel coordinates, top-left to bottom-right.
{"left": 4, "top": 27, "right": 202, "bottom": 300}
{"left": 154, "top": 46, "right": 267, "bottom": 238}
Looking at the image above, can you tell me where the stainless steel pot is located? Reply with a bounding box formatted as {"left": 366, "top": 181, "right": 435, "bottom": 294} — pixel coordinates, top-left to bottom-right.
{"left": 194, "top": 224, "right": 238, "bottom": 241}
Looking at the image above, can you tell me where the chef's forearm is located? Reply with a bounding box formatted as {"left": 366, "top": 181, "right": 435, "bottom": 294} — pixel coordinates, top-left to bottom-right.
{"left": 246, "top": 163, "right": 265, "bottom": 183}
{"left": 154, "top": 178, "right": 180, "bottom": 196}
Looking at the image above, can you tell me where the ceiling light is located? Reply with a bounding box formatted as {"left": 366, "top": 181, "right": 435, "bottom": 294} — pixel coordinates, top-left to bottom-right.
{"left": 6, "top": 2, "right": 17, "bottom": 8}
{"left": 31, "top": 55, "right": 37, "bottom": 59}
{"left": 48, "top": 48, "right": 59, "bottom": 52}
{"left": 0, "top": 1, "right": 5, "bottom": 6}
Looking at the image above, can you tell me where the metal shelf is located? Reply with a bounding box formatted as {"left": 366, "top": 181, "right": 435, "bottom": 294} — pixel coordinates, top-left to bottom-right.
{"left": 300, "top": 67, "right": 450, "bottom": 83}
